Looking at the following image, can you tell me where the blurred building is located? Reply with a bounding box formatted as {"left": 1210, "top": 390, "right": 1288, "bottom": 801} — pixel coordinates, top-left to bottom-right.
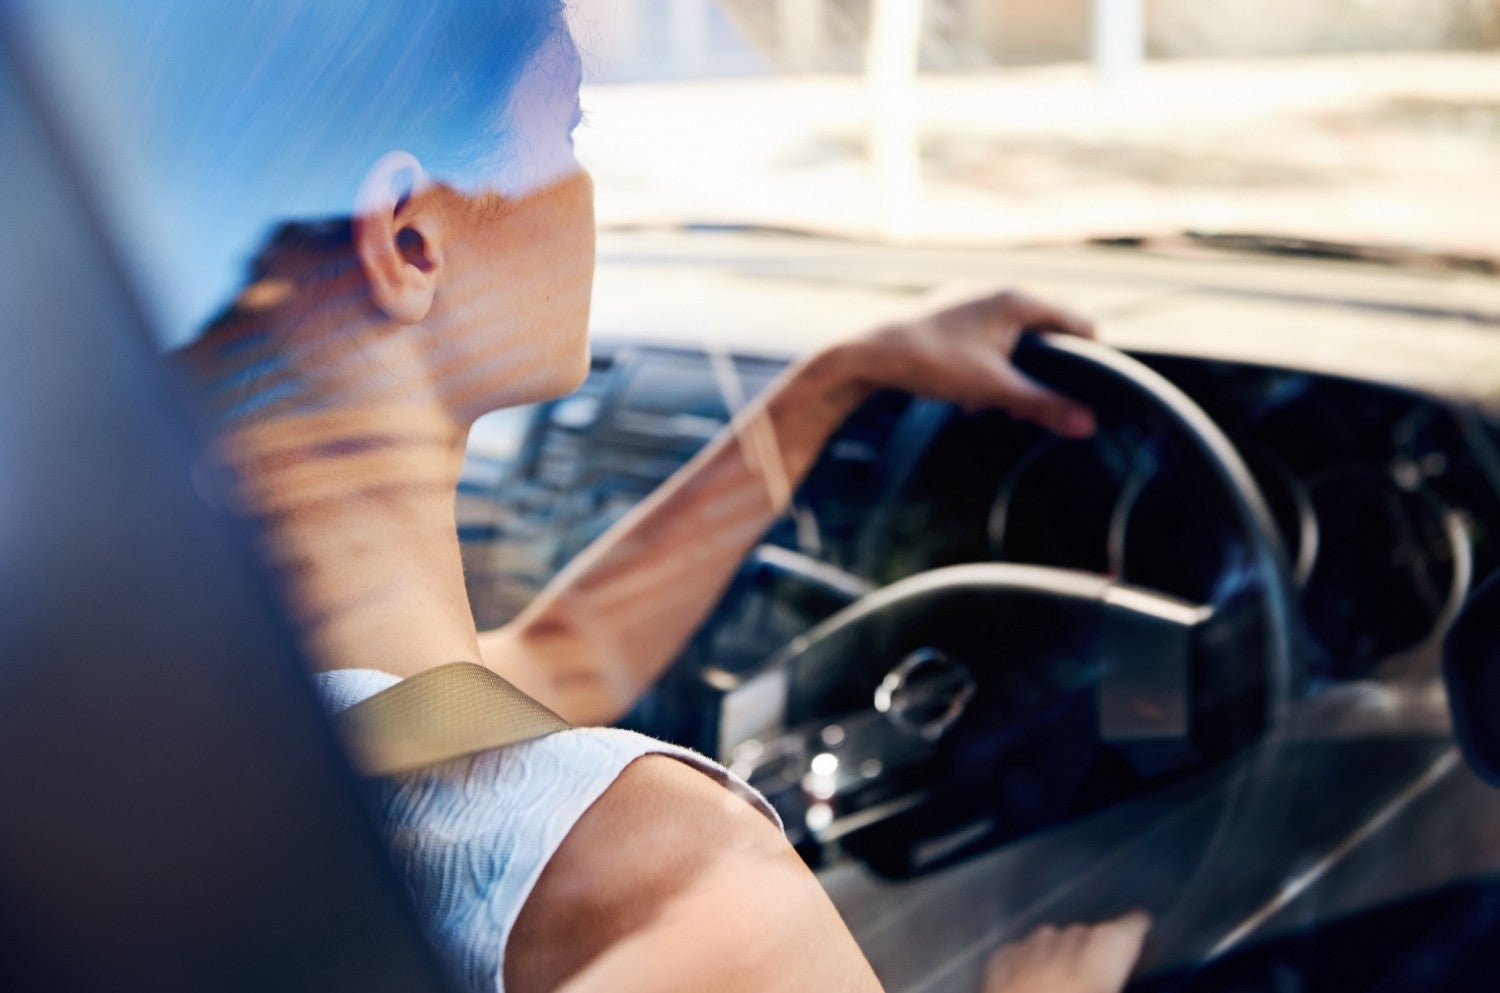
{"left": 567, "top": 0, "right": 765, "bottom": 80}
{"left": 568, "top": 0, "right": 1500, "bottom": 80}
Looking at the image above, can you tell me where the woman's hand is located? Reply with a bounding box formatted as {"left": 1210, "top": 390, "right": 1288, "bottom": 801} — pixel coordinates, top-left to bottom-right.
{"left": 488, "top": 286, "right": 1101, "bottom": 725}
{"left": 981, "top": 913, "right": 1151, "bottom": 993}
{"left": 831, "top": 288, "right": 1098, "bottom": 437}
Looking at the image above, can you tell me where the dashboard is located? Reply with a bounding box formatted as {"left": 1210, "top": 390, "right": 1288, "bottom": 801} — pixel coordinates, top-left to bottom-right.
{"left": 456, "top": 335, "right": 1500, "bottom": 984}
{"left": 461, "top": 340, "right": 1500, "bottom": 701}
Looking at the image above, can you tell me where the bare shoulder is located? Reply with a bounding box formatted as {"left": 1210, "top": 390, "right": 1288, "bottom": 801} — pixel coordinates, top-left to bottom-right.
{"left": 507, "top": 754, "right": 881, "bottom": 993}
{"left": 530, "top": 753, "right": 787, "bottom": 910}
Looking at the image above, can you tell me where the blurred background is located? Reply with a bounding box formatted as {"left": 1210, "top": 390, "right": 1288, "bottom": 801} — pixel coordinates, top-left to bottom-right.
{"left": 561, "top": 0, "right": 1500, "bottom": 255}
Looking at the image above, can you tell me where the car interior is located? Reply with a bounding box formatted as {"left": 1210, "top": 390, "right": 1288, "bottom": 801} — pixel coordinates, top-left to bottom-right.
{"left": 452, "top": 316, "right": 1500, "bottom": 984}
{"left": 6, "top": 4, "right": 1500, "bottom": 992}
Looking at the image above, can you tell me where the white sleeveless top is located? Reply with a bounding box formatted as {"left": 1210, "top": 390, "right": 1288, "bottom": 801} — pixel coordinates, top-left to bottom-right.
{"left": 316, "top": 668, "right": 777, "bottom": 993}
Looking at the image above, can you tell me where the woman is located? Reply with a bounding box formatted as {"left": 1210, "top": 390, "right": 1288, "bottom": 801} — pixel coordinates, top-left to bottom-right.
{"left": 141, "top": 3, "right": 1147, "bottom": 991}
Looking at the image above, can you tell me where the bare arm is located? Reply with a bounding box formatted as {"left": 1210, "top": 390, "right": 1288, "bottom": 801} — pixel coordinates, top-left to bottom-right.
{"left": 479, "top": 344, "right": 866, "bottom": 725}
{"left": 482, "top": 290, "right": 1098, "bottom": 725}
{"left": 508, "top": 755, "right": 884, "bottom": 993}
{"left": 508, "top": 755, "right": 1146, "bottom": 993}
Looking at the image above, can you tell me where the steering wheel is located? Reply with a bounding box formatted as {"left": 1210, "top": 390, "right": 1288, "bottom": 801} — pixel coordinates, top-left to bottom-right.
{"left": 716, "top": 334, "right": 1302, "bottom": 876}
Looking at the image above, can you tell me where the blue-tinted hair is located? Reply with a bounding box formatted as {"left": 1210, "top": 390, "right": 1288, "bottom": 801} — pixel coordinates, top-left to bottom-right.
{"left": 17, "top": 0, "right": 565, "bottom": 345}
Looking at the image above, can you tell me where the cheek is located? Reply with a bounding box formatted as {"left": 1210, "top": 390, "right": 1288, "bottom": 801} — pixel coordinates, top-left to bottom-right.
{"left": 569, "top": 173, "right": 597, "bottom": 296}
{"left": 544, "top": 171, "right": 596, "bottom": 316}
{"left": 528, "top": 174, "right": 596, "bottom": 397}
{"left": 486, "top": 174, "right": 592, "bottom": 294}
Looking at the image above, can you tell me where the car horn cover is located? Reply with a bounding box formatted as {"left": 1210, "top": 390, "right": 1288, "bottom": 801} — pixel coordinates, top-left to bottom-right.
{"left": 874, "top": 648, "right": 978, "bottom": 742}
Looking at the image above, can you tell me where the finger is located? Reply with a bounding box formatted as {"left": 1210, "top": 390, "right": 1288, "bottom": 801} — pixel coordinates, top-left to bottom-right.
{"left": 982, "top": 945, "right": 1021, "bottom": 986}
{"left": 1059, "top": 923, "right": 1093, "bottom": 960}
{"left": 983, "top": 924, "right": 1057, "bottom": 985}
{"left": 985, "top": 358, "right": 1097, "bottom": 438}
{"left": 991, "top": 290, "right": 1097, "bottom": 340}
{"left": 1110, "top": 910, "right": 1153, "bottom": 935}
{"left": 1075, "top": 913, "right": 1152, "bottom": 991}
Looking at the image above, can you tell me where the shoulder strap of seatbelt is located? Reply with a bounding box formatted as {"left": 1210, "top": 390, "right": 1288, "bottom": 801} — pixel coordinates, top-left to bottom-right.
{"left": 339, "top": 661, "right": 571, "bottom": 777}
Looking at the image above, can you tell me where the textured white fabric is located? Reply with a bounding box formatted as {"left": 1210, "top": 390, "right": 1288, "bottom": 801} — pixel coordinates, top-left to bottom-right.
{"left": 316, "top": 668, "right": 777, "bottom": 993}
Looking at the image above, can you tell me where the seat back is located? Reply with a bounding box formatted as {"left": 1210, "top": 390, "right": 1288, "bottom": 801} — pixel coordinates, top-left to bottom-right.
{"left": 0, "top": 21, "right": 457, "bottom": 993}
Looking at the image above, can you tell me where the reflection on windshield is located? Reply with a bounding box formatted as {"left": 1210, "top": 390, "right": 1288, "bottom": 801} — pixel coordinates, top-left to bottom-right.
{"left": 20, "top": 0, "right": 581, "bottom": 346}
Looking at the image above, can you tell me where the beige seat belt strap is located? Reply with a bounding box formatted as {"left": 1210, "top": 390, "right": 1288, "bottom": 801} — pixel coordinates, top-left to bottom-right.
{"left": 339, "top": 661, "right": 571, "bottom": 777}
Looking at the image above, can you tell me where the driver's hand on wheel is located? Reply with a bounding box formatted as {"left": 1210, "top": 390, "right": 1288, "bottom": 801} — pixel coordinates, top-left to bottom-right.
{"left": 837, "top": 289, "right": 1098, "bottom": 438}
{"left": 981, "top": 912, "right": 1151, "bottom": 993}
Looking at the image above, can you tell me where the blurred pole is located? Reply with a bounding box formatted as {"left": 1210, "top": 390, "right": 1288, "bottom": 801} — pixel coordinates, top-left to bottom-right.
{"left": 957, "top": 0, "right": 992, "bottom": 67}
{"left": 777, "top": 0, "right": 824, "bottom": 72}
{"left": 1091, "top": 0, "right": 1145, "bottom": 84}
{"left": 611, "top": 0, "right": 644, "bottom": 79}
{"left": 866, "top": 0, "right": 924, "bottom": 241}
{"left": 669, "top": 0, "right": 713, "bottom": 77}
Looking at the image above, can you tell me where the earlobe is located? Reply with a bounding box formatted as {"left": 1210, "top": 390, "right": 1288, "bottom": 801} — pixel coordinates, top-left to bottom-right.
{"left": 353, "top": 151, "right": 442, "bottom": 324}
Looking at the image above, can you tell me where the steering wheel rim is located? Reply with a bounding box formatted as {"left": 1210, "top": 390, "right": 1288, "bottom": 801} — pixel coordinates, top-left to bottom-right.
{"left": 1011, "top": 333, "right": 1300, "bottom": 720}
{"left": 717, "top": 335, "right": 1302, "bottom": 875}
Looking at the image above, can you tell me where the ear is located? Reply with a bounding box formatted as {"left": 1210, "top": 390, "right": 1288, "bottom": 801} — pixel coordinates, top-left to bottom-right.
{"left": 352, "top": 151, "right": 444, "bottom": 325}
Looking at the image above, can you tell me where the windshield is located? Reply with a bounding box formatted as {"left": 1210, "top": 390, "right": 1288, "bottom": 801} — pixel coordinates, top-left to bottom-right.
{"left": 571, "top": 0, "right": 1499, "bottom": 259}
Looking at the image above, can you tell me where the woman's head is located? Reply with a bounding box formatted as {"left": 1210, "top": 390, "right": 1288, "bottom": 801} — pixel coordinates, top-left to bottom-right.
{"left": 27, "top": 0, "right": 594, "bottom": 414}
{"left": 334, "top": 21, "right": 598, "bottom": 417}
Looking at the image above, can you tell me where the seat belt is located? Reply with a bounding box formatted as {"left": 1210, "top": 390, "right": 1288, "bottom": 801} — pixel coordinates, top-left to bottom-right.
{"left": 339, "top": 661, "right": 571, "bottom": 777}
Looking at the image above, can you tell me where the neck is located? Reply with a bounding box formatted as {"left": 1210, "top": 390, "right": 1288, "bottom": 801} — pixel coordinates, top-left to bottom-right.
{"left": 187, "top": 299, "right": 482, "bottom": 677}
{"left": 234, "top": 406, "right": 480, "bottom": 676}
